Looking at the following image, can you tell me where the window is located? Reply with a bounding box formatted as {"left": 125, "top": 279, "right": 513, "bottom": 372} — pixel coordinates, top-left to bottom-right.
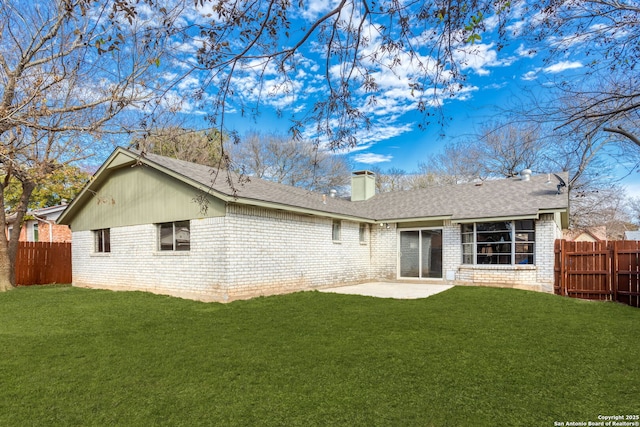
{"left": 159, "top": 221, "right": 190, "bottom": 251}
{"left": 462, "top": 220, "right": 535, "bottom": 265}
{"left": 33, "top": 223, "right": 39, "bottom": 242}
{"left": 359, "top": 223, "right": 368, "bottom": 243}
{"left": 95, "top": 229, "right": 111, "bottom": 253}
{"left": 332, "top": 220, "right": 341, "bottom": 241}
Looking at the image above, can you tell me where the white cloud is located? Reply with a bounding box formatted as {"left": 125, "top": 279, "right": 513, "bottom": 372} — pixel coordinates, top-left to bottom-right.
{"left": 453, "top": 84, "right": 479, "bottom": 98}
{"left": 299, "top": 0, "right": 343, "bottom": 21}
{"left": 483, "top": 15, "right": 501, "bottom": 33}
{"left": 485, "top": 82, "right": 508, "bottom": 90}
{"left": 520, "top": 60, "right": 582, "bottom": 81}
{"left": 506, "top": 20, "right": 525, "bottom": 37}
{"left": 177, "top": 75, "right": 200, "bottom": 92}
{"left": 354, "top": 153, "right": 393, "bottom": 164}
{"left": 543, "top": 61, "right": 583, "bottom": 74}
{"left": 453, "top": 43, "right": 505, "bottom": 76}
{"left": 170, "top": 38, "right": 203, "bottom": 55}
{"left": 515, "top": 44, "right": 536, "bottom": 58}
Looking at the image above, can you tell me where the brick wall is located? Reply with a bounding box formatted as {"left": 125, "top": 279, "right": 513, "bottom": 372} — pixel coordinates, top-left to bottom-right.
{"left": 71, "top": 206, "right": 562, "bottom": 301}
{"left": 370, "top": 223, "right": 397, "bottom": 279}
{"left": 220, "top": 205, "right": 378, "bottom": 299}
{"left": 15, "top": 220, "right": 72, "bottom": 243}
{"left": 72, "top": 217, "right": 230, "bottom": 301}
{"left": 442, "top": 222, "right": 461, "bottom": 281}
{"left": 72, "top": 205, "right": 381, "bottom": 302}
{"left": 38, "top": 222, "right": 72, "bottom": 243}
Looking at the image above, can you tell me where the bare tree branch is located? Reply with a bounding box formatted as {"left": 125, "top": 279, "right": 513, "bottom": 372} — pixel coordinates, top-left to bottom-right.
{"left": 604, "top": 126, "right": 640, "bottom": 147}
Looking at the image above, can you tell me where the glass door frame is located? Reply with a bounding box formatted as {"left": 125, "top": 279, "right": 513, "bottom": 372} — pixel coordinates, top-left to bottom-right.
{"left": 397, "top": 227, "right": 444, "bottom": 280}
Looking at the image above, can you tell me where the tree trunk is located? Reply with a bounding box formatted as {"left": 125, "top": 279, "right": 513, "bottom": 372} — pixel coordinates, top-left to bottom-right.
{"left": 0, "top": 179, "right": 36, "bottom": 291}
{"left": 0, "top": 179, "right": 12, "bottom": 292}
{"left": 0, "top": 239, "right": 13, "bottom": 291}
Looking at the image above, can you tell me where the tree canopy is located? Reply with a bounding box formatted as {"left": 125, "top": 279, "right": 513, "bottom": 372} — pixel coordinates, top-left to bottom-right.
{"left": 3, "top": 165, "right": 90, "bottom": 211}
{"left": 2, "top": 0, "right": 640, "bottom": 290}
{"left": 230, "top": 131, "right": 351, "bottom": 194}
{"left": 131, "top": 127, "right": 225, "bottom": 167}
{"left": 0, "top": 0, "right": 180, "bottom": 289}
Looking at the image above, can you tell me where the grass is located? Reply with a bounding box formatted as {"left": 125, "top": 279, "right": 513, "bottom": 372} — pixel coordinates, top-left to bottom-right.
{"left": 0, "top": 285, "right": 638, "bottom": 426}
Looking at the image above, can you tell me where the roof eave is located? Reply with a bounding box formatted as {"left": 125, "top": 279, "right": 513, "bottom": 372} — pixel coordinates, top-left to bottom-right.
{"left": 375, "top": 215, "right": 453, "bottom": 224}
{"left": 228, "top": 198, "right": 375, "bottom": 223}
{"left": 451, "top": 207, "right": 568, "bottom": 225}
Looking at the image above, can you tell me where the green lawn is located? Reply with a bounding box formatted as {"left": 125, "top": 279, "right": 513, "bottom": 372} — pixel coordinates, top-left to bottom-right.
{"left": 0, "top": 285, "right": 638, "bottom": 426}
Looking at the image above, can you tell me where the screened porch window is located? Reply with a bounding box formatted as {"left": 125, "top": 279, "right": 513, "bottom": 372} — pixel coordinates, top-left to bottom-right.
{"left": 158, "top": 221, "right": 190, "bottom": 251}
{"left": 462, "top": 220, "right": 535, "bottom": 265}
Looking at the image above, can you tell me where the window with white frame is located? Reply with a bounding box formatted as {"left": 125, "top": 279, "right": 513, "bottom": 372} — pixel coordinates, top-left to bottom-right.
{"left": 359, "top": 223, "right": 368, "bottom": 243}
{"left": 332, "top": 220, "right": 341, "bottom": 241}
{"left": 158, "top": 221, "right": 190, "bottom": 251}
{"left": 32, "top": 223, "right": 39, "bottom": 242}
{"left": 462, "top": 220, "right": 535, "bottom": 265}
{"left": 94, "top": 228, "right": 111, "bottom": 253}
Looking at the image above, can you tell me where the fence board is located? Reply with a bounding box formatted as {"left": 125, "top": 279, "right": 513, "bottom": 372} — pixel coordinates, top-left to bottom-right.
{"left": 555, "top": 240, "right": 640, "bottom": 308}
{"left": 15, "top": 242, "right": 72, "bottom": 286}
{"left": 613, "top": 240, "right": 640, "bottom": 308}
{"left": 564, "top": 241, "right": 610, "bottom": 301}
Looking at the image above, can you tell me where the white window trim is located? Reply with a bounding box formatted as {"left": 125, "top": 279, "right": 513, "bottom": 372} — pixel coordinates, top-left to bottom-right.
{"left": 94, "top": 228, "right": 111, "bottom": 254}
{"left": 359, "top": 223, "right": 368, "bottom": 245}
{"left": 157, "top": 220, "right": 191, "bottom": 252}
{"left": 397, "top": 227, "right": 444, "bottom": 280}
{"left": 31, "top": 222, "right": 39, "bottom": 242}
{"left": 332, "top": 220, "right": 342, "bottom": 243}
{"left": 461, "top": 221, "right": 535, "bottom": 266}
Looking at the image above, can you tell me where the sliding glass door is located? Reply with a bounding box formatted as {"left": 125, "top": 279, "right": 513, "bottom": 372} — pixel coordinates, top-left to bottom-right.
{"left": 399, "top": 229, "right": 443, "bottom": 279}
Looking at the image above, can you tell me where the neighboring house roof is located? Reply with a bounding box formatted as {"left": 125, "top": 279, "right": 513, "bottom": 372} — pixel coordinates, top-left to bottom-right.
{"left": 29, "top": 204, "right": 68, "bottom": 221}
{"left": 564, "top": 226, "right": 607, "bottom": 242}
{"left": 624, "top": 230, "right": 640, "bottom": 240}
{"left": 59, "top": 147, "right": 570, "bottom": 226}
{"left": 6, "top": 203, "right": 69, "bottom": 225}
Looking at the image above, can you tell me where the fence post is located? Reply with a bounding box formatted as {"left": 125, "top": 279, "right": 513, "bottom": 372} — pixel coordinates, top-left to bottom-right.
{"left": 560, "top": 239, "right": 566, "bottom": 296}
{"left": 611, "top": 241, "right": 617, "bottom": 303}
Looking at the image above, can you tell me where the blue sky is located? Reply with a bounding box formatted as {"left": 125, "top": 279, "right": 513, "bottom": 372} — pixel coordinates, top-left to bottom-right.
{"left": 160, "top": 0, "right": 640, "bottom": 196}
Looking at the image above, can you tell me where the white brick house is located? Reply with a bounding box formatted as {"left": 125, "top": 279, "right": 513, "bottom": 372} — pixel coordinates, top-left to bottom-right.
{"left": 58, "top": 148, "right": 569, "bottom": 302}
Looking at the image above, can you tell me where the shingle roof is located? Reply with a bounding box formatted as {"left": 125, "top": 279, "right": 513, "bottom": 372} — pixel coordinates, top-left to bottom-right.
{"left": 136, "top": 148, "right": 568, "bottom": 222}
{"left": 366, "top": 174, "right": 568, "bottom": 221}
{"left": 138, "top": 149, "right": 366, "bottom": 219}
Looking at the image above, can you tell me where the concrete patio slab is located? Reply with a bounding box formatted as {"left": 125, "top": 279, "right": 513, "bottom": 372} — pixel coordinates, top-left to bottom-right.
{"left": 318, "top": 282, "right": 454, "bottom": 300}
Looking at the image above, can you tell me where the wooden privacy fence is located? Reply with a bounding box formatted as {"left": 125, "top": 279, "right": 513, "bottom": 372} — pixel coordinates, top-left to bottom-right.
{"left": 15, "top": 242, "right": 72, "bottom": 286}
{"left": 555, "top": 240, "right": 640, "bottom": 308}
